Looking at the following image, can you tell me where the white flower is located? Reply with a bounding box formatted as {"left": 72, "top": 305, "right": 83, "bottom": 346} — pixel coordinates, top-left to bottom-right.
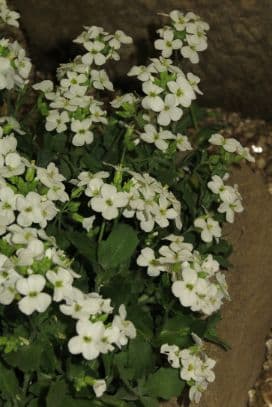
{"left": 140, "top": 124, "right": 175, "bottom": 151}
{"left": 33, "top": 80, "right": 54, "bottom": 93}
{"left": 189, "top": 381, "right": 208, "bottom": 403}
{"left": 1, "top": 152, "right": 25, "bottom": 177}
{"left": 181, "top": 33, "right": 207, "bottom": 64}
{"left": 91, "top": 69, "right": 113, "bottom": 91}
{"left": 209, "top": 133, "right": 239, "bottom": 153}
{"left": 68, "top": 320, "right": 105, "bottom": 360}
{"left": 127, "top": 65, "right": 156, "bottom": 82}
{"left": 77, "top": 170, "right": 109, "bottom": 187}
{"left": 137, "top": 247, "right": 165, "bottom": 277}
{"left": 89, "top": 103, "right": 107, "bottom": 124}
{"left": 109, "top": 30, "right": 132, "bottom": 49}
{"left": 187, "top": 72, "right": 202, "bottom": 95}
{"left": 236, "top": 144, "right": 255, "bottom": 162}
{"left": 85, "top": 178, "right": 104, "bottom": 197}
{"left": 154, "top": 29, "right": 182, "bottom": 58}
{"left": 45, "top": 110, "right": 70, "bottom": 133}
{"left": 47, "top": 183, "right": 69, "bottom": 203}
{"left": 176, "top": 133, "right": 192, "bottom": 151}
{"left": 142, "top": 81, "right": 164, "bottom": 112}
{"left": 112, "top": 305, "right": 136, "bottom": 348}
{"left": 167, "top": 75, "right": 195, "bottom": 107}
{"left": 16, "top": 192, "right": 43, "bottom": 227}
{"left": 160, "top": 344, "right": 181, "bottom": 368}
{"left": 93, "top": 380, "right": 107, "bottom": 398}
{"left": 36, "top": 162, "right": 65, "bottom": 188}
{"left": 0, "top": 186, "right": 16, "bottom": 226}
{"left": 169, "top": 10, "right": 189, "bottom": 31}
{"left": 110, "top": 92, "right": 137, "bottom": 108}
{"left": 0, "top": 271, "right": 20, "bottom": 305}
{"left": 60, "top": 71, "right": 87, "bottom": 91}
{"left": 218, "top": 196, "right": 243, "bottom": 223}
{"left": 194, "top": 216, "right": 222, "bottom": 243}
{"left": 0, "top": 7, "right": 20, "bottom": 27}
{"left": 16, "top": 275, "right": 51, "bottom": 315}
{"left": 16, "top": 238, "right": 44, "bottom": 266}
{"left": 180, "top": 353, "right": 202, "bottom": 381}
{"left": 154, "top": 196, "right": 178, "bottom": 228}
{"left": 60, "top": 288, "right": 95, "bottom": 320}
{"left": 157, "top": 94, "right": 183, "bottom": 126}
{"left": 7, "top": 225, "right": 38, "bottom": 245}
{"left": 90, "top": 184, "right": 128, "bottom": 220}
{"left": 172, "top": 269, "right": 201, "bottom": 307}
{"left": 82, "top": 215, "right": 95, "bottom": 232}
{"left": 71, "top": 118, "right": 94, "bottom": 146}
{"left": 82, "top": 41, "right": 106, "bottom": 66}
{"left": 46, "top": 268, "right": 73, "bottom": 302}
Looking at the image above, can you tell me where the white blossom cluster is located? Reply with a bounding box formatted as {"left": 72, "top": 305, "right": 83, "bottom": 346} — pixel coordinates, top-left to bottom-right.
{"left": 156, "top": 11, "right": 209, "bottom": 64}
{"left": 209, "top": 133, "right": 255, "bottom": 163}
{"left": 137, "top": 234, "right": 229, "bottom": 315}
{"left": 208, "top": 174, "right": 243, "bottom": 223}
{"left": 0, "top": 119, "right": 70, "bottom": 236}
{"left": 161, "top": 334, "right": 216, "bottom": 404}
{"left": 75, "top": 169, "right": 182, "bottom": 232}
{"left": 0, "top": 38, "right": 31, "bottom": 90}
{"left": 33, "top": 26, "right": 132, "bottom": 147}
{"left": 0, "top": 0, "right": 20, "bottom": 27}
{"left": 0, "top": 224, "right": 136, "bottom": 397}
{"left": 73, "top": 25, "right": 132, "bottom": 66}
{"left": 112, "top": 13, "right": 208, "bottom": 152}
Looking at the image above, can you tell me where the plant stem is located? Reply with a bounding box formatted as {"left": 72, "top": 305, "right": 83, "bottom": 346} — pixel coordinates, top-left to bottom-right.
{"left": 98, "top": 221, "right": 106, "bottom": 243}
{"left": 190, "top": 104, "right": 198, "bottom": 130}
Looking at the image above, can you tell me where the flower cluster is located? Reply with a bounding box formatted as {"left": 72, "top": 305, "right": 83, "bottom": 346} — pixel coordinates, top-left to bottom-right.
{"left": 0, "top": 0, "right": 20, "bottom": 27}
{"left": 75, "top": 169, "right": 182, "bottom": 232}
{"left": 0, "top": 38, "right": 31, "bottom": 90}
{"left": 209, "top": 133, "right": 254, "bottom": 162}
{"left": 208, "top": 174, "right": 243, "bottom": 223}
{"left": 110, "top": 13, "right": 207, "bottom": 153}
{"left": 0, "top": 119, "right": 70, "bottom": 235}
{"left": 73, "top": 25, "right": 132, "bottom": 66}
{"left": 137, "top": 234, "right": 229, "bottom": 315}
{"left": 0, "top": 223, "right": 136, "bottom": 397}
{"left": 33, "top": 26, "right": 132, "bottom": 147}
{"left": 161, "top": 334, "right": 216, "bottom": 403}
{"left": 157, "top": 11, "right": 209, "bottom": 64}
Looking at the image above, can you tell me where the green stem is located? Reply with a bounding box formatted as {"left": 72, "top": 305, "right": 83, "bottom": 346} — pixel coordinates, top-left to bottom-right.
{"left": 98, "top": 221, "right": 106, "bottom": 243}
{"left": 190, "top": 105, "right": 198, "bottom": 130}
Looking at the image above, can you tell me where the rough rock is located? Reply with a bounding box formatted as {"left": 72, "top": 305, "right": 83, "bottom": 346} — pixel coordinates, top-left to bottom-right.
{"left": 9, "top": 0, "right": 272, "bottom": 119}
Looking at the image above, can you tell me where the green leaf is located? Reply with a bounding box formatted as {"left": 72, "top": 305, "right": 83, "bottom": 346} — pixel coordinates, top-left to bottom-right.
{"left": 0, "top": 361, "right": 20, "bottom": 400}
{"left": 126, "top": 304, "right": 153, "bottom": 340}
{"left": 157, "top": 315, "right": 192, "bottom": 348}
{"left": 46, "top": 380, "right": 67, "bottom": 407}
{"left": 100, "top": 394, "right": 129, "bottom": 406}
{"left": 4, "top": 343, "right": 43, "bottom": 372}
{"left": 98, "top": 224, "right": 138, "bottom": 270}
{"left": 68, "top": 231, "right": 97, "bottom": 262}
{"left": 143, "top": 368, "right": 184, "bottom": 400}
{"left": 127, "top": 336, "right": 155, "bottom": 379}
{"left": 140, "top": 397, "right": 159, "bottom": 407}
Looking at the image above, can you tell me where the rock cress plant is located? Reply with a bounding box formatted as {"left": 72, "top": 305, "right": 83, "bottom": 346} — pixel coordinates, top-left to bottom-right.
{"left": 0, "top": 2, "right": 254, "bottom": 406}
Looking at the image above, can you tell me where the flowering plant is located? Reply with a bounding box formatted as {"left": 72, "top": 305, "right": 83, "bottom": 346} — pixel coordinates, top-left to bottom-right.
{"left": 0, "top": 2, "right": 254, "bottom": 406}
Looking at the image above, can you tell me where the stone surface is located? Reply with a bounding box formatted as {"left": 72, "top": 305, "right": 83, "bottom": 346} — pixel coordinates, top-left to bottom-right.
{"left": 9, "top": 0, "right": 272, "bottom": 119}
